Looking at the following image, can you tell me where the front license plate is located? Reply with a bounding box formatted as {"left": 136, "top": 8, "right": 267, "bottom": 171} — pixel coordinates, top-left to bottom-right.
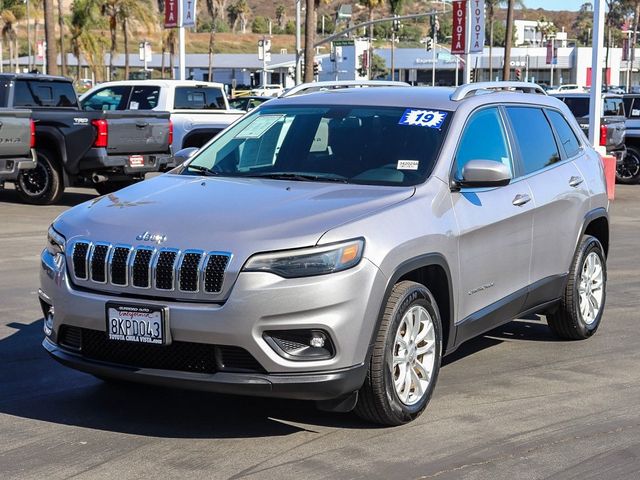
{"left": 129, "top": 155, "right": 144, "bottom": 167}
{"left": 106, "top": 303, "right": 167, "bottom": 345}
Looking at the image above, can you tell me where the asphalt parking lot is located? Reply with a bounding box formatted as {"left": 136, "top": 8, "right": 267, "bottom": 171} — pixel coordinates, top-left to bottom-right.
{"left": 0, "top": 183, "right": 639, "bottom": 480}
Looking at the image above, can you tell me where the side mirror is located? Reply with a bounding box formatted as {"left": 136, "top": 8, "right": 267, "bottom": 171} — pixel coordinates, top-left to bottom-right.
{"left": 173, "top": 147, "right": 199, "bottom": 166}
{"left": 457, "top": 160, "right": 512, "bottom": 188}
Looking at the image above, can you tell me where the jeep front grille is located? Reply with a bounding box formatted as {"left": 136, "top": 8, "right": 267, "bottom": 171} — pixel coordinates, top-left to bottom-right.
{"left": 70, "top": 240, "right": 230, "bottom": 297}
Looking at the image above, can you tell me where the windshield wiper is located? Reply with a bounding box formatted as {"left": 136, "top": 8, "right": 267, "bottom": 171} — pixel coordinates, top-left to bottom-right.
{"left": 243, "top": 172, "right": 349, "bottom": 183}
{"left": 185, "top": 164, "right": 220, "bottom": 177}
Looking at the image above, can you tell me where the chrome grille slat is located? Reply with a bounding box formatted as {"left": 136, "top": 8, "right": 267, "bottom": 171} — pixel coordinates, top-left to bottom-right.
{"left": 69, "top": 241, "right": 230, "bottom": 298}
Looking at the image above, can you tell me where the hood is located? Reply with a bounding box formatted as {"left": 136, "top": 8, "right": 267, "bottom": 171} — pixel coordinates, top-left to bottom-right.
{"left": 55, "top": 174, "right": 414, "bottom": 263}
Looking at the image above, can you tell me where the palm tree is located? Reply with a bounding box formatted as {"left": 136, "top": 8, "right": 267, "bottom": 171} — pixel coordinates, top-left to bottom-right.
{"left": 275, "top": 4, "right": 286, "bottom": 30}
{"left": 360, "top": 0, "right": 384, "bottom": 79}
{"left": 58, "top": 0, "right": 67, "bottom": 75}
{"left": 119, "top": 0, "right": 155, "bottom": 79}
{"left": 44, "top": 0, "right": 57, "bottom": 74}
{"left": 69, "top": 0, "right": 105, "bottom": 81}
{"left": 205, "top": 0, "right": 219, "bottom": 80}
{"left": 102, "top": 0, "right": 154, "bottom": 80}
{"left": 1, "top": 10, "right": 17, "bottom": 72}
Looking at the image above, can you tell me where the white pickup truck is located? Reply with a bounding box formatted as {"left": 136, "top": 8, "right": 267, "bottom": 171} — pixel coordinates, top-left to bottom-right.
{"left": 80, "top": 80, "right": 244, "bottom": 154}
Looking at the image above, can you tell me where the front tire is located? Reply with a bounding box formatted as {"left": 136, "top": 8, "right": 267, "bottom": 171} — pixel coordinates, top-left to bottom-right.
{"left": 547, "top": 235, "right": 606, "bottom": 340}
{"left": 355, "top": 281, "right": 442, "bottom": 426}
{"left": 15, "top": 149, "right": 64, "bottom": 205}
{"left": 616, "top": 147, "right": 640, "bottom": 184}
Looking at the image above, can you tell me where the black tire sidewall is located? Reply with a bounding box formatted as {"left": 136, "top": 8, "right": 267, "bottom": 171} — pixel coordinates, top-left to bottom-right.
{"left": 616, "top": 147, "right": 640, "bottom": 184}
{"left": 571, "top": 237, "right": 607, "bottom": 337}
{"left": 16, "top": 150, "right": 62, "bottom": 204}
{"left": 382, "top": 284, "right": 442, "bottom": 422}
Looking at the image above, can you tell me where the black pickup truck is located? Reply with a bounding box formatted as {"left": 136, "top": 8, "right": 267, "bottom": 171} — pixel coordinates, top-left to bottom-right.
{"left": 0, "top": 74, "right": 172, "bottom": 204}
{"left": 0, "top": 108, "right": 37, "bottom": 187}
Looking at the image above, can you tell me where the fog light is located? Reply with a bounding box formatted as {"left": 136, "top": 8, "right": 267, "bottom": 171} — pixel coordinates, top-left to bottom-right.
{"left": 44, "top": 306, "right": 54, "bottom": 337}
{"left": 310, "top": 334, "right": 325, "bottom": 348}
{"left": 264, "top": 329, "right": 335, "bottom": 361}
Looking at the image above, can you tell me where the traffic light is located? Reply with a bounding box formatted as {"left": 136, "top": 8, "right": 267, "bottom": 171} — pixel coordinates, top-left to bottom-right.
{"left": 470, "top": 69, "right": 476, "bottom": 82}
{"left": 313, "top": 61, "right": 319, "bottom": 77}
{"left": 425, "top": 38, "right": 433, "bottom": 52}
{"left": 515, "top": 68, "right": 522, "bottom": 80}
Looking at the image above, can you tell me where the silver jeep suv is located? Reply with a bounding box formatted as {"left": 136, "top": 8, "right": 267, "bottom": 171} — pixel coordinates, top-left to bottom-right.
{"left": 41, "top": 82, "right": 609, "bottom": 425}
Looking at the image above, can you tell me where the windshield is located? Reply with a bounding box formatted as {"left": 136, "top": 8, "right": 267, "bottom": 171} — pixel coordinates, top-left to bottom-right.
{"left": 181, "top": 105, "right": 451, "bottom": 186}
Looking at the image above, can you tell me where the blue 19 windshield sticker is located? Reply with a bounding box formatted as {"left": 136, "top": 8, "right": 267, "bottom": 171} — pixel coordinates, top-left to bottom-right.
{"left": 398, "top": 109, "right": 447, "bottom": 129}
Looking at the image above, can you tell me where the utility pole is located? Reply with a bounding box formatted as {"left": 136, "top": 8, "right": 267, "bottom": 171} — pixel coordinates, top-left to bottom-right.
{"left": 502, "top": 0, "right": 515, "bottom": 81}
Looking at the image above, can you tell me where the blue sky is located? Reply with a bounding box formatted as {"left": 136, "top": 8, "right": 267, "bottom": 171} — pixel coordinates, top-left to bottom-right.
{"left": 524, "top": 0, "right": 588, "bottom": 11}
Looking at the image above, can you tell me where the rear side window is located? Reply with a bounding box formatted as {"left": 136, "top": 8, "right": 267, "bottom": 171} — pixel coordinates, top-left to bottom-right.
{"left": 174, "top": 87, "right": 225, "bottom": 110}
{"left": 506, "top": 107, "right": 561, "bottom": 175}
{"left": 14, "top": 80, "right": 78, "bottom": 108}
{"left": 82, "top": 86, "right": 131, "bottom": 110}
{"left": 455, "top": 107, "right": 512, "bottom": 179}
{"left": 603, "top": 97, "right": 624, "bottom": 116}
{"left": 129, "top": 86, "right": 160, "bottom": 110}
{"left": 546, "top": 110, "right": 581, "bottom": 158}
{"left": 561, "top": 97, "right": 589, "bottom": 117}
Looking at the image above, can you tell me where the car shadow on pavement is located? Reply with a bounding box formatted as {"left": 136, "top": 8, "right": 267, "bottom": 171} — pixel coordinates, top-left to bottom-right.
{"left": 442, "top": 315, "right": 557, "bottom": 367}
{"left": 0, "top": 319, "right": 372, "bottom": 439}
{"left": 0, "top": 187, "right": 97, "bottom": 207}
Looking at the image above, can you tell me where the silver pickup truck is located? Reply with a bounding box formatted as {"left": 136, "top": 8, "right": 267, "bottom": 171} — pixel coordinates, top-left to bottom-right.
{"left": 0, "top": 108, "right": 36, "bottom": 186}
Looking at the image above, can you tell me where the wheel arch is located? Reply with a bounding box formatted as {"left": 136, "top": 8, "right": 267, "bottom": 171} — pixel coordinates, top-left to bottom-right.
{"left": 581, "top": 208, "right": 609, "bottom": 258}
{"left": 369, "top": 254, "right": 455, "bottom": 360}
{"left": 34, "top": 127, "right": 67, "bottom": 171}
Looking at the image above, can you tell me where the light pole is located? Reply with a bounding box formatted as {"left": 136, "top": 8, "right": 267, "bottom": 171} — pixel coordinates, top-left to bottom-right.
{"left": 25, "top": 0, "right": 31, "bottom": 71}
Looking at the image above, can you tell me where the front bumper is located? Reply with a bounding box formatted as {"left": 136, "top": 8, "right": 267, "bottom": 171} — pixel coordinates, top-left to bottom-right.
{"left": 0, "top": 149, "right": 37, "bottom": 182}
{"left": 43, "top": 337, "right": 366, "bottom": 400}
{"left": 40, "top": 249, "right": 386, "bottom": 400}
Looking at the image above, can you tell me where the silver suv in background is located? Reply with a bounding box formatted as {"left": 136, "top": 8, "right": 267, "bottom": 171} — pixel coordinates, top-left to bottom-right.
{"left": 41, "top": 82, "right": 609, "bottom": 426}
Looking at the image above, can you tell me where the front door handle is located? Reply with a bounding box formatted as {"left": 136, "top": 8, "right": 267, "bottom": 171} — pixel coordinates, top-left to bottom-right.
{"left": 512, "top": 193, "right": 531, "bottom": 207}
{"left": 569, "top": 176, "right": 584, "bottom": 187}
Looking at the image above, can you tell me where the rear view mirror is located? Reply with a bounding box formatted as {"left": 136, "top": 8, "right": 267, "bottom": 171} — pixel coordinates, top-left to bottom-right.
{"left": 457, "top": 160, "right": 512, "bottom": 188}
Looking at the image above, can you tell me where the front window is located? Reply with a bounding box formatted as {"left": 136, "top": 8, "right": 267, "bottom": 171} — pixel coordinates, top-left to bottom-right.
{"left": 81, "top": 86, "right": 131, "bottom": 110}
{"left": 180, "top": 105, "right": 452, "bottom": 186}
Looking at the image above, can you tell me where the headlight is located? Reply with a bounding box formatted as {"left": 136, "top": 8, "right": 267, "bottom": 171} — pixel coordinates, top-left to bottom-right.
{"left": 243, "top": 239, "right": 364, "bottom": 278}
{"left": 47, "top": 225, "right": 66, "bottom": 256}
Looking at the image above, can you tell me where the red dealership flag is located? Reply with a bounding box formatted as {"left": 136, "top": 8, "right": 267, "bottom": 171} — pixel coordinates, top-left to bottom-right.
{"left": 165, "top": 0, "right": 178, "bottom": 28}
{"left": 452, "top": 1, "right": 467, "bottom": 55}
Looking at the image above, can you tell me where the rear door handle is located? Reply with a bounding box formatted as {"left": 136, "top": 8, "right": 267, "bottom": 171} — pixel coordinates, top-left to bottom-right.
{"left": 569, "top": 176, "right": 584, "bottom": 187}
{"left": 512, "top": 193, "right": 531, "bottom": 207}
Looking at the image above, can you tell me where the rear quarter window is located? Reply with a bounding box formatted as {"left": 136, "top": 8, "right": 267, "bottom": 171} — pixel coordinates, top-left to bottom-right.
{"left": 603, "top": 97, "right": 624, "bottom": 116}
{"left": 546, "top": 110, "right": 582, "bottom": 158}
{"left": 13, "top": 80, "right": 78, "bottom": 108}
{"left": 174, "top": 87, "right": 226, "bottom": 110}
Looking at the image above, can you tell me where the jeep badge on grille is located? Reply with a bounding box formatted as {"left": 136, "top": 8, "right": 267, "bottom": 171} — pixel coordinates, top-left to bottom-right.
{"left": 136, "top": 232, "right": 167, "bottom": 244}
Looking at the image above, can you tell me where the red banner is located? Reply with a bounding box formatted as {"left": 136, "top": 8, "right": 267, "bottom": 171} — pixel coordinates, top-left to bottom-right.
{"left": 452, "top": 1, "right": 467, "bottom": 55}
{"left": 164, "top": 0, "right": 178, "bottom": 28}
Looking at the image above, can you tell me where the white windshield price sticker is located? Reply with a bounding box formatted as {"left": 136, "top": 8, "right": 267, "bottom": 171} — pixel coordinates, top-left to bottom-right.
{"left": 236, "top": 114, "right": 285, "bottom": 139}
{"left": 397, "top": 160, "right": 420, "bottom": 170}
{"left": 399, "top": 109, "right": 447, "bottom": 128}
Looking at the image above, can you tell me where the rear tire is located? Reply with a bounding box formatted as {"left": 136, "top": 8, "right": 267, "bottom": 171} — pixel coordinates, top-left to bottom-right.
{"left": 616, "top": 147, "right": 640, "bottom": 184}
{"left": 547, "top": 235, "right": 606, "bottom": 340}
{"left": 15, "top": 149, "right": 64, "bottom": 205}
{"left": 94, "top": 180, "right": 139, "bottom": 195}
{"left": 355, "top": 281, "right": 442, "bottom": 426}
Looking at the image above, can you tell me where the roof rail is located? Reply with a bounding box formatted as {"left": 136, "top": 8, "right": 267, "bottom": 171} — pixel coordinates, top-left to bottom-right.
{"left": 450, "top": 82, "right": 547, "bottom": 101}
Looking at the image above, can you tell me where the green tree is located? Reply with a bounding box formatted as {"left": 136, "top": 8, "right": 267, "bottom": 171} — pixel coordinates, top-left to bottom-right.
{"left": 69, "top": 0, "right": 106, "bottom": 81}
{"left": 227, "top": 0, "right": 250, "bottom": 33}
{"left": 358, "top": 52, "right": 387, "bottom": 79}
{"left": 101, "top": 0, "right": 155, "bottom": 80}
{"left": 573, "top": 3, "right": 593, "bottom": 46}
{"left": 252, "top": 15, "right": 269, "bottom": 34}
